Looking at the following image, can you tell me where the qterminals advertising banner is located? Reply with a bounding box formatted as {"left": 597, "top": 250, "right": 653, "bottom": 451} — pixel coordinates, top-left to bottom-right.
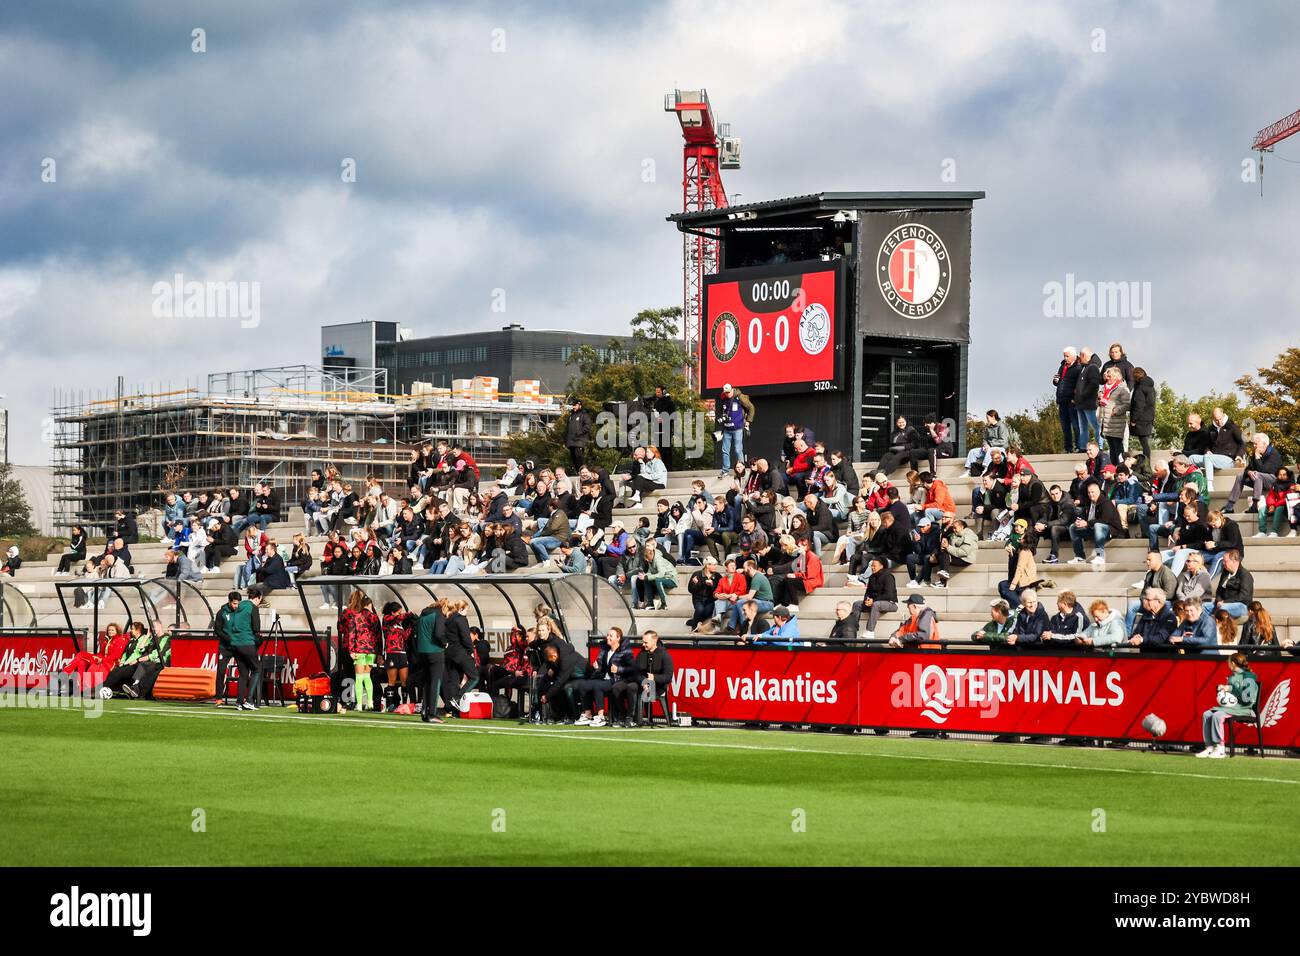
{"left": 701, "top": 258, "right": 844, "bottom": 395}
{"left": 664, "top": 646, "right": 1298, "bottom": 746}
{"left": 857, "top": 210, "right": 972, "bottom": 342}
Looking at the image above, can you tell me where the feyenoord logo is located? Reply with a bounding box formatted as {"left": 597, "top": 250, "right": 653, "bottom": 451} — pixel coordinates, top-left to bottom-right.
{"left": 877, "top": 224, "right": 950, "bottom": 319}
{"left": 710, "top": 311, "right": 740, "bottom": 363}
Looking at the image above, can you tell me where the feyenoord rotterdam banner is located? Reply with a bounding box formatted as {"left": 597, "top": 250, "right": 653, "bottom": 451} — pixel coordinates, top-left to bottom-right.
{"left": 857, "top": 209, "right": 972, "bottom": 342}
{"left": 664, "top": 646, "right": 1298, "bottom": 746}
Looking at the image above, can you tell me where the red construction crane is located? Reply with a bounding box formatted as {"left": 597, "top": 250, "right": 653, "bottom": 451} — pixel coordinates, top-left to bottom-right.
{"left": 665, "top": 89, "right": 740, "bottom": 390}
{"left": 1251, "top": 106, "right": 1300, "bottom": 195}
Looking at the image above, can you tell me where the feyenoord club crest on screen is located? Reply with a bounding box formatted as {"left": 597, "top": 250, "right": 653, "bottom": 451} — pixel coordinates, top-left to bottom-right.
{"left": 877, "top": 223, "right": 951, "bottom": 319}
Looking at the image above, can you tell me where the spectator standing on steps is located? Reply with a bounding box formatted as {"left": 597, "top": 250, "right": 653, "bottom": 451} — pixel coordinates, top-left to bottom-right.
{"left": 715, "top": 383, "right": 754, "bottom": 476}
{"left": 564, "top": 399, "right": 593, "bottom": 470}
{"left": 1052, "top": 346, "right": 1082, "bottom": 452}
{"left": 1073, "top": 347, "right": 1103, "bottom": 452}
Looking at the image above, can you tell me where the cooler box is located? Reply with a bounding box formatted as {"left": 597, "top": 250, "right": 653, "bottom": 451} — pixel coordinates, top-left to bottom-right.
{"left": 457, "top": 690, "right": 494, "bottom": 719}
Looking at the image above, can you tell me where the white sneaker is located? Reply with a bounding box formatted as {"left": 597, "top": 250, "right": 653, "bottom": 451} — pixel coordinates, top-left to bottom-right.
{"left": 1195, "top": 746, "right": 1215, "bottom": 758}
{"left": 319, "top": 603, "right": 333, "bottom": 610}
{"left": 1067, "top": 557, "right": 1086, "bottom": 565}
{"left": 1253, "top": 532, "right": 1267, "bottom": 538}
{"left": 574, "top": 714, "right": 592, "bottom": 725}
{"left": 590, "top": 714, "right": 607, "bottom": 728}
{"left": 1268, "top": 532, "right": 1278, "bottom": 538}
{"left": 1090, "top": 554, "right": 1106, "bottom": 566}
{"left": 906, "top": 580, "right": 922, "bottom": 588}
{"left": 845, "top": 576, "right": 861, "bottom": 587}
{"left": 930, "top": 581, "right": 946, "bottom": 589}
{"left": 1289, "top": 530, "right": 1298, "bottom": 538}
{"left": 1207, "top": 745, "right": 1227, "bottom": 759}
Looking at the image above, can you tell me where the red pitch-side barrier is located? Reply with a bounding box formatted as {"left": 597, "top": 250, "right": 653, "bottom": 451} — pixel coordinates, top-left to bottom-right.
{"left": 0, "top": 631, "right": 87, "bottom": 689}
{"left": 0, "top": 631, "right": 326, "bottom": 696}
{"left": 662, "top": 645, "right": 1298, "bottom": 747}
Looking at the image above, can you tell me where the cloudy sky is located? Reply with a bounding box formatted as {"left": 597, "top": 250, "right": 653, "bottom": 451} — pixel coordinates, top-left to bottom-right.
{"left": 2, "top": 0, "right": 1298, "bottom": 463}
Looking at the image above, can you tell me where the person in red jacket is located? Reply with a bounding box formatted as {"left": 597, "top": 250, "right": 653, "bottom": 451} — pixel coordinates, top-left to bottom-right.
{"left": 773, "top": 539, "right": 823, "bottom": 607}
{"left": 62, "top": 622, "right": 129, "bottom": 692}
{"left": 782, "top": 438, "right": 817, "bottom": 497}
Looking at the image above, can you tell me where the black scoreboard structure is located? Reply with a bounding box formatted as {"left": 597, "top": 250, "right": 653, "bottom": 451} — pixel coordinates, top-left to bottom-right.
{"left": 669, "top": 191, "right": 984, "bottom": 467}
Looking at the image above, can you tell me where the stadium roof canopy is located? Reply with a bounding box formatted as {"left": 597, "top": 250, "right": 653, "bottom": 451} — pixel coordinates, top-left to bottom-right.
{"left": 667, "top": 190, "right": 985, "bottom": 227}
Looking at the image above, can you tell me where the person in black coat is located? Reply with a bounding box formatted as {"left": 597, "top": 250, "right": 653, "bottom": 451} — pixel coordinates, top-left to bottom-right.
{"left": 564, "top": 400, "right": 594, "bottom": 470}
{"left": 610, "top": 631, "right": 673, "bottom": 727}
{"left": 489, "top": 526, "right": 530, "bottom": 572}
{"left": 829, "top": 601, "right": 861, "bottom": 642}
{"left": 1127, "top": 368, "right": 1157, "bottom": 460}
{"left": 1053, "top": 348, "right": 1082, "bottom": 452}
{"left": 858, "top": 555, "right": 899, "bottom": 639}
{"left": 255, "top": 545, "right": 291, "bottom": 593}
{"left": 1068, "top": 482, "right": 1124, "bottom": 564}
{"left": 876, "top": 417, "right": 923, "bottom": 475}
{"left": 1072, "top": 348, "right": 1103, "bottom": 452}
{"left": 440, "top": 601, "right": 480, "bottom": 713}
{"left": 538, "top": 638, "right": 587, "bottom": 723}
{"left": 113, "top": 510, "right": 139, "bottom": 545}
{"left": 57, "top": 525, "right": 87, "bottom": 574}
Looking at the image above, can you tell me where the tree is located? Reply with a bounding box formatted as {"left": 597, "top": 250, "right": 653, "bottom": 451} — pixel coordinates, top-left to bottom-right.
{"left": 966, "top": 395, "right": 1064, "bottom": 457}
{"left": 1150, "top": 382, "right": 1246, "bottom": 452}
{"left": 1236, "top": 347, "right": 1300, "bottom": 463}
{"left": 0, "top": 462, "right": 36, "bottom": 538}
{"left": 503, "top": 307, "right": 713, "bottom": 471}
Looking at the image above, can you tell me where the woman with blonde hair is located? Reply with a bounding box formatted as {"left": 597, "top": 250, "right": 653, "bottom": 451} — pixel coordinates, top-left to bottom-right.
{"left": 627, "top": 445, "right": 668, "bottom": 506}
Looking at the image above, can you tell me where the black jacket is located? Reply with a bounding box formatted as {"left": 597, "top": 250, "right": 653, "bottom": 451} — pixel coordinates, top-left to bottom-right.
{"left": 871, "top": 524, "right": 913, "bottom": 566}
{"left": 1014, "top": 478, "right": 1050, "bottom": 525}
{"left": 1082, "top": 495, "right": 1125, "bottom": 535}
{"left": 1073, "top": 356, "right": 1102, "bottom": 410}
{"left": 1128, "top": 376, "right": 1156, "bottom": 435}
{"left": 829, "top": 608, "right": 861, "bottom": 642}
{"left": 1216, "top": 566, "right": 1254, "bottom": 607}
{"left": 1246, "top": 446, "right": 1282, "bottom": 478}
{"left": 633, "top": 646, "right": 674, "bottom": 685}
{"left": 832, "top": 459, "right": 860, "bottom": 495}
{"left": 496, "top": 534, "right": 530, "bottom": 571}
{"left": 864, "top": 566, "right": 898, "bottom": 605}
{"left": 256, "top": 553, "right": 291, "bottom": 590}
{"left": 114, "top": 514, "right": 139, "bottom": 545}
{"left": 1208, "top": 420, "right": 1247, "bottom": 459}
{"left": 564, "top": 409, "right": 593, "bottom": 448}
{"left": 1054, "top": 358, "right": 1081, "bottom": 405}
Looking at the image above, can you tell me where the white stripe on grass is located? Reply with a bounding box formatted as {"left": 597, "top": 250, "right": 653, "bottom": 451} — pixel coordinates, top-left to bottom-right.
{"left": 117, "top": 705, "right": 1300, "bottom": 788}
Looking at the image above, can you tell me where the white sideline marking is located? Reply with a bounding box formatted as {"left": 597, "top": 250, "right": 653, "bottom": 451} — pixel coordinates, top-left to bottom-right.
{"left": 116, "top": 706, "right": 1300, "bottom": 787}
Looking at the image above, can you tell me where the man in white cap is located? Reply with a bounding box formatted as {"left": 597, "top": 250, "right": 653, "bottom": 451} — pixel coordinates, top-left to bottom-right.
{"left": 715, "top": 383, "right": 754, "bottom": 477}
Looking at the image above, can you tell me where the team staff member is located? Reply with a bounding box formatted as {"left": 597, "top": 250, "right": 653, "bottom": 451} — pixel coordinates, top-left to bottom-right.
{"left": 573, "top": 626, "right": 635, "bottom": 728}
{"left": 220, "top": 590, "right": 262, "bottom": 711}
{"left": 538, "top": 638, "right": 587, "bottom": 724}
{"left": 611, "top": 630, "right": 674, "bottom": 726}
{"left": 408, "top": 602, "right": 447, "bottom": 723}
{"left": 440, "top": 598, "right": 478, "bottom": 714}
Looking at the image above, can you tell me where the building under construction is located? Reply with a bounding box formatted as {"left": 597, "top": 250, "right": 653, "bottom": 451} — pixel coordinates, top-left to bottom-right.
{"left": 51, "top": 365, "right": 562, "bottom": 533}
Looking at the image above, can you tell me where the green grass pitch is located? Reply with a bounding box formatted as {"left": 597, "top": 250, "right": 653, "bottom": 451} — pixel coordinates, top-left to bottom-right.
{"left": 2, "top": 702, "right": 1299, "bottom": 866}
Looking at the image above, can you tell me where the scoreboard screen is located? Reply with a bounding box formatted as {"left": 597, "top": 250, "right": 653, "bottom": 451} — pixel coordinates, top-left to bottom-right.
{"left": 701, "top": 258, "right": 844, "bottom": 396}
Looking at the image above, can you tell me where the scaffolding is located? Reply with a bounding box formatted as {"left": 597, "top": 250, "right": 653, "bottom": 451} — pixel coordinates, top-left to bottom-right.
{"left": 51, "top": 365, "right": 561, "bottom": 533}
